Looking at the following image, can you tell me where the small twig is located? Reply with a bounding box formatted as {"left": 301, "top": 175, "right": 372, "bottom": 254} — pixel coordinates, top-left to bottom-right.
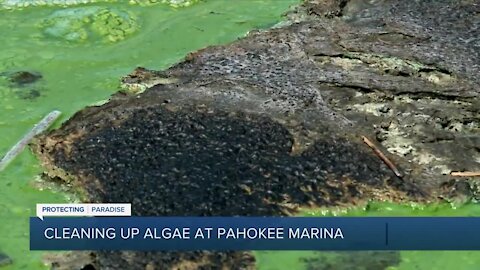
{"left": 450, "top": 171, "right": 480, "bottom": 177}
{"left": 0, "top": 110, "right": 61, "bottom": 172}
{"left": 362, "top": 136, "right": 403, "bottom": 178}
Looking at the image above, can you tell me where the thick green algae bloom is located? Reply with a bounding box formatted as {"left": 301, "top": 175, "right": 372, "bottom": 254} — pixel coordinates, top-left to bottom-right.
{"left": 41, "top": 7, "right": 138, "bottom": 43}
{"left": 0, "top": 0, "right": 199, "bottom": 9}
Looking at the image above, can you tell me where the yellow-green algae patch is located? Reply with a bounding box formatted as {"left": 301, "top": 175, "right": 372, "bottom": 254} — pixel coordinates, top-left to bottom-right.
{"left": 40, "top": 7, "right": 139, "bottom": 43}
{"left": 0, "top": 0, "right": 199, "bottom": 10}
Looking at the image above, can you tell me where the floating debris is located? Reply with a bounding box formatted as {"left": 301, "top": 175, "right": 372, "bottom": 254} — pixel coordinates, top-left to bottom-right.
{"left": 0, "top": 110, "right": 61, "bottom": 171}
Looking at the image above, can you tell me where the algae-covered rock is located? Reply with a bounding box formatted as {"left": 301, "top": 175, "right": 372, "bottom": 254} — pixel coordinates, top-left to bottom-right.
{"left": 6, "top": 70, "right": 42, "bottom": 86}
{"left": 0, "top": 252, "right": 12, "bottom": 267}
{"left": 0, "top": 70, "right": 43, "bottom": 100}
{"left": 40, "top": 7, "right": 138, "bottom": 43}
{"left": 303, "top": 251, "right": 400, "bottom": 270}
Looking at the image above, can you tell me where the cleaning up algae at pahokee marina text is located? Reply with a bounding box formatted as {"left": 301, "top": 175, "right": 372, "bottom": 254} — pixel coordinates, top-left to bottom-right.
{"left": 1, "top": 0, "right": 480, "bottom": 269}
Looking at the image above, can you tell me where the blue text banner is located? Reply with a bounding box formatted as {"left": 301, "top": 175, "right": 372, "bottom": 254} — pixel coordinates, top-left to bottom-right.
{"left": 30, "top": 217, "right": 480, "bottom": 250}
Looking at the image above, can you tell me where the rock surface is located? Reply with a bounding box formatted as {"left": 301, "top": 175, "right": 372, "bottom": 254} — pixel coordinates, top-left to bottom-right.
{"left": 32, "top": 0, "right": 479, "bottom": 269}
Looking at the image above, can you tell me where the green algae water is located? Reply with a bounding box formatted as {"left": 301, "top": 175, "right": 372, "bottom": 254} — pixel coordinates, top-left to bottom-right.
{"left": 1, "top": 1, "right": 479, "bottom": 270}
{"left": 0, "top": 1, "right": 299, "bottom": 269}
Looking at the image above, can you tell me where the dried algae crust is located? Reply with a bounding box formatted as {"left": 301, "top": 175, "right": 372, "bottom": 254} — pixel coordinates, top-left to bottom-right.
{"left": 31, "top": 0, "right": 479, "bottom": 269}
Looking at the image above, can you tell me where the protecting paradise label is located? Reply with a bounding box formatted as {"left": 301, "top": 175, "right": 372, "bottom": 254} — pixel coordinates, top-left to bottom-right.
{"left": 36, "top": 203, "right": 131, "bottom": 220}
